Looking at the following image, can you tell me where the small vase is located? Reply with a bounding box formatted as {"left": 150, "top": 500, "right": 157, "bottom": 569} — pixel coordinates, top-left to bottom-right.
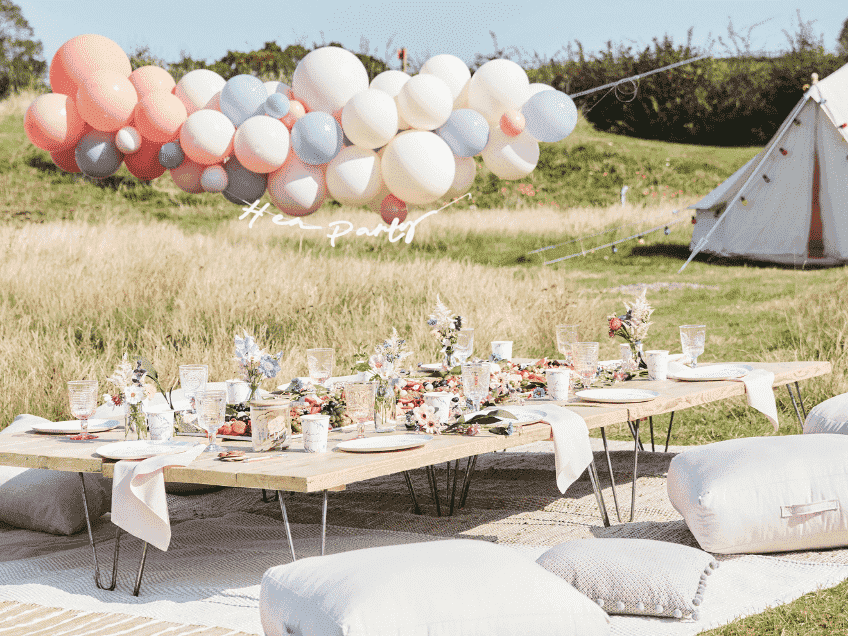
{"left": 374, "top": 379, "right": 397, "bottom": 433}
{"left": 125, "top": 401, "right": 148, "bottom": 440}
{"left": 634, "top": 340, "right": 648, "bottom": 370}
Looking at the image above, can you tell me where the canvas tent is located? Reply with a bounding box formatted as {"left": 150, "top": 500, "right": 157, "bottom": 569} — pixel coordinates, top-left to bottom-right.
{"left": 685, "top": 62, "right": 848, "bottom": 268}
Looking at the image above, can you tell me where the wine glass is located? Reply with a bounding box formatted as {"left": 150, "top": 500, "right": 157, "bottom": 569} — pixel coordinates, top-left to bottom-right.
{"left": 555, "top": 324, "right": 579, "bottom": 366}
{"left": 461, "top": 362, "right": 491, "bottom": 413}
{"left": 179, "top": 364, "right": 208, "bottom": 410}
{"left": 344, "top": 382, "right": 374, "bottom": 439}
{"left": 67, "top": 380, "right": 98, "bottom": 440}
{"left": 307, "top": 348, "right": 335, "bottom": 389}
{"left": 453, "top": 328, "right": 474, "bottom": 366}
{"left": 195, "top": 389, "right": 227, "bottom": 452}
{"left": 572, "top": 342, "right": 600, "bottom": 387}
{"left": 679, "top": 325, "right": 707, "bottom": 368}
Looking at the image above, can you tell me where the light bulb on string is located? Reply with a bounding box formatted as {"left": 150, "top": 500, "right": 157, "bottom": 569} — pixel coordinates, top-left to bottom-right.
{"left": 740, "top": 197, "right": 747, "bottom": 206}
{"left": 793, "top": 118, "right": 801, "bottom": 126}
{"left": 763, "top": 175, "right": 771, "bottom": 183}
{"left": 612, "top": 245, "right": 618, "bottom": 254}
{"left": 780, "top": 148, "right": 788, "bottom": 156}
{"left": 664, "top": 226, "right": 670, "bottom": 235}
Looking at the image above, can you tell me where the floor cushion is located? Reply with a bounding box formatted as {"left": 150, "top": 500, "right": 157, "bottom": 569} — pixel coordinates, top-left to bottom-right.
{"left": 260, "top": 539, "right": 611, "bottom": 636}
{"left": 667, "top": 434, "right": 848, "bottom": 554}
{"left": 0, "top": 415, "right": 111, "bottom": 535}
{"left": 803, "top": 393, "right": 848, "bottom": 435}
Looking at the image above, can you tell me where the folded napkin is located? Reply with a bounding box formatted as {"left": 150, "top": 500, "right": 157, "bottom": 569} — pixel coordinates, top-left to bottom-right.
{"left": 667, "top": 361, "right": 779, "bottom": 431}
{"left": 111, "top": 444, "right": 206, "bottom": 551}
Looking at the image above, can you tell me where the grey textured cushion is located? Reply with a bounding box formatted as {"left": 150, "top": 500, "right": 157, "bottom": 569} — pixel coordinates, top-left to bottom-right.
{"left": 536, "top": 538, "right": 717, "bottom": 620}
{"left": 0, "top": 415, "right": 111, "bottom": 535}
{"left": 803, "top": 393, "right": 848, "bottom": 435}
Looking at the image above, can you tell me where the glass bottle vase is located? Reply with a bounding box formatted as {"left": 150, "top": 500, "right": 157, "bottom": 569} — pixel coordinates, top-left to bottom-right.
{"left": 125, "top": 401, "right": 149, "bottom": 440}
{"left": 374, "top": 380, "right": 397, "bottom": 433}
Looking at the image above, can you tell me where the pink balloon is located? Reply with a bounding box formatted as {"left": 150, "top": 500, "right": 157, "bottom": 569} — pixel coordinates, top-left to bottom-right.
{"left": 24, "top": 93, "right": 89, "bottom": 152}
{"left": 49, "top": 34, "right": 131, "bottom": 96}
{"left": 267, "top": 153, "right": 326, "bottom": 216}
{"left": 499, "top": 109, "right": 525, "bottom": 137}
{"left": 124, "top": 137, "right": 165, "bottom": 181}
{"left": 380, "top": 194, "right": 408, "bottom": 224}
{"left": 50, "top": 146, "right": 81, "bottom": 173}
{"left": 129, "top": 66, "right": 176, "bottom": 98}
{"left": 133, "top": 90, "right": 187, "bottom": 143}
{"left": 76, "top": 69, "right": 138, "bottom": 132}
{"left": 170, "top": 157, "right": 205, "bottom": 193}
{"left": 281, "top": 99, "right": 307, "bottom": 129}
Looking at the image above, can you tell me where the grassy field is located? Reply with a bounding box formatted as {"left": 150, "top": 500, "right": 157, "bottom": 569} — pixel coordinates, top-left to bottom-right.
{"left": 3, "top": 92, "right": 848, "bottom": 633}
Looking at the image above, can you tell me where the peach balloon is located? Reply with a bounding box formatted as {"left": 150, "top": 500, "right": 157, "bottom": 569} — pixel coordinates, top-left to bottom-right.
{"left": 170, "top": 157, "right": 205, "bottom": 193}
{"left": 174, "top": 69, "right": 226, "bottom": 116}
{"left": 49, "top": 34, "right": 131, "bottom": 96}
{"left": 50, "top": 147, "right": 81, "bottom": 173}
{"left": 24, "top": 93, "right": 88, "bottom": 152}
{"left": 134, "top": 90, "right": 187, "bottom": 143}
{"left": 76, "top": 70, "right": 138, "bottom": 132}
{"left": 499, "top": 109, "right": 525, "bottom": 136}
{"left": 267, "top": 153, "right": 327, "bottom": 216}
{"left": 179, "top": 109, "right": 235, "bottom": 165}
{"left": 129, "top": 65, "right": 176, "bottom": 98}
{"left": 124, "top": 137, "right": 166, "bottom": 181}
{"left": 281, "top": 99, "right": 306, "bottom": 129}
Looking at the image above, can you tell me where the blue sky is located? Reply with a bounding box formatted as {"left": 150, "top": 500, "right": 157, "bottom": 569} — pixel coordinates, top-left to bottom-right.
{"left": 21, "top": 1, "right": 848, "bottom": 72}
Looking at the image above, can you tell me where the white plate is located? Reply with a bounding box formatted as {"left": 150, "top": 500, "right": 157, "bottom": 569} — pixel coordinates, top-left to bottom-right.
{"left": 470, "top": 407, "right": 549, "bottom": 425}
{"left": 96, "top": 440, "right": 198, "bottom": 460}
{"left": 31, "top": 419, "right": 120, "bottom": 434}
{"left": 419, "top": 363, "right": 446, "bottom": 373}
{"left": 668, "top": 364, "right": 753, "bottom": 381}
{"left": 575, "top": 389, "right": 660, "bottom": 403}
{"left": 336, "top": 434, "right": 433, "bottom": 453}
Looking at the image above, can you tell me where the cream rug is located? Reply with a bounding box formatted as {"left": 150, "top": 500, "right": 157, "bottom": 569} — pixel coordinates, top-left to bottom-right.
{"left": 1, "top": 443, "right": 847, "bottom": 635}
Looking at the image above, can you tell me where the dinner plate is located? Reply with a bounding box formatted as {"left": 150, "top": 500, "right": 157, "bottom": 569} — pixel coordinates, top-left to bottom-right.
{"left": 575, "top": 389, "right": 660, "bottom": 403}
{"left": 336, "top": 434, "right": 433, "bottom": 453}
{"left": 418, "top": 363, "right": 446, "bottom": 373}
{"left": 31, "top": 419, "right": 120, "bottom": 434}
{"left": 668, "top": 364, "right": 753, "bottom": 381}
{"left": 96, "top": 440, "right": 198, "bottom": 460}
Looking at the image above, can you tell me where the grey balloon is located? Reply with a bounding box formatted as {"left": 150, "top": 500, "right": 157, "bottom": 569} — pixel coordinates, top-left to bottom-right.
{"left": 223, "top": 157, "right": 267, "bottom": 206}
{"left": 159, "top": 141, "right": 185, "bottom": 169}
{"left": 74, "top": 130, "right": 123, "bottom": 179}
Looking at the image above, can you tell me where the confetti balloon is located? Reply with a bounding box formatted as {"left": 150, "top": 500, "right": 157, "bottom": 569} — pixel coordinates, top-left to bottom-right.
{"left": 521, "top": 89, "right": 578, "bottom": 143}
{"left": 49, "top": 34, "right": 131, "bottom": 97}
{"left": 267, "top": 152, "right": 327, "bottom": 216}
{"left": 174, "top": 69, "right": 226, "bottom": 115}
{"left": 435, "top": 109, "right": 489, "bottom": 157}
{"left": 223, "top": 156, "right": 267, "bottom": 206}
{"left": 124, "top": 137, "right": 166, "bottom": 180}
{"left": 291, "top": 111, "right": 343, "bottom": 165}
{"left": 381, "top": 130, "right": 455, "bottom": 204}
{"left": 74, "top": 129, "right": 124, "bottom": 179}
{"left": 220, "top": 74, "right": 268, "bottom": 127}
{"left": 76, "top": 69, "right": 138, "bottom": 132}
{"left": 24, "top": 93, "right": 88, "bottom": 152}
{"left": 179, "top": 109, "right": 235, "bottom": 165}
{"left": 291, "top": 46, "right": 368, "bottom": 115}
{"left": 326, "top": 145, "right": 382, "bottom": 205}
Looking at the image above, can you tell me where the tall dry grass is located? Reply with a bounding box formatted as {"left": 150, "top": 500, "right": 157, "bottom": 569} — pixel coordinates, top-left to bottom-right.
{"left": 0, "top": 221, "right": 606, "bottom": 425}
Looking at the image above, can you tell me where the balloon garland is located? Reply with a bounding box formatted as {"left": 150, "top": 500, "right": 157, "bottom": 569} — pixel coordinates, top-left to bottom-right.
{"left": 25, "top": 34, "right": 579, "bottom": 217}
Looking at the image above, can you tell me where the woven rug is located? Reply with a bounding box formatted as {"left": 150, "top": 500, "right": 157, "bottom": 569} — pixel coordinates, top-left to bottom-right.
{"left": 1, "top": 444, "right": 847, "bottom": 635}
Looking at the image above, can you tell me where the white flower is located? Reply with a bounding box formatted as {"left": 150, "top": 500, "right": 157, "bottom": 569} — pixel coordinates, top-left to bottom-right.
{"left": 124, "top": 384, "right": 146, "bottom": 404}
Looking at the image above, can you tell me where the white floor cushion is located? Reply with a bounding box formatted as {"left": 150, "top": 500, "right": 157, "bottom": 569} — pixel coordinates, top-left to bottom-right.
{"left": 667, "top": 434, "right": 848, "bottom": 554}
{"left": 803, "top": 393, "right": 848, "bottom": 435}
{"left": 260, "top": 539, "right": 611, "bottom": 636}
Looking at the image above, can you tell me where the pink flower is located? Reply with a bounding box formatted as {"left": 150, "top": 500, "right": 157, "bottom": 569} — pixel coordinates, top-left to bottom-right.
{"left": 609, "top": 316, "right": 623, "bottom": 331}
{"left": 413, "top": 404, "right": 440, "bottom": 434}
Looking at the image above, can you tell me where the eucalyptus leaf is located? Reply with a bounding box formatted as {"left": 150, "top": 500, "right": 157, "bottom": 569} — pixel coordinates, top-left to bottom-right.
{"left": 137, "top": 356, "right": 158, "bottom": 381}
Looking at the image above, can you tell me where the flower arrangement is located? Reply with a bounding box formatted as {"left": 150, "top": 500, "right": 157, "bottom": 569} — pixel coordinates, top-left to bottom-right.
{"left": 426, "top": 296, "right": 463, "bottom": 368}
{"left": 234, "top": 331, "right": 282, "bottom": 400}
{"left": 105, "top": 354, "right": 155, "bottom": 438}
{"left": 607, "top": 289, "right": 654, "bottom": 369}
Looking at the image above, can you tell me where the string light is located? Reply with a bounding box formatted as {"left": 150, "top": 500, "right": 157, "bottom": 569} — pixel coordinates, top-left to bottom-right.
{"left": 780, "top": 148, "right": 788, "bottom": 156}
{"left": 664, "top": 226, "right": 670, "bottom": 235}
{"left": 840, "top": 123, "right": 847, "bottom": 129}
{"left": 612, "top": 245, "right": 618, "bottom": 253}
{"left": 793, "top": 118, "right": 802, "bottom": 126}
{"left": 763, "top": 175, "right": 771, "bottom": 183}
{"left": 741, "top": 197, "right": 747, "bottom": 206}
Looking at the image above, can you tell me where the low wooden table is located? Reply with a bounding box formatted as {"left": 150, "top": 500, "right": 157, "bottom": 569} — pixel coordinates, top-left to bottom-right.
{"left": 0, "top": 359, "right": 831, "bottom": 595}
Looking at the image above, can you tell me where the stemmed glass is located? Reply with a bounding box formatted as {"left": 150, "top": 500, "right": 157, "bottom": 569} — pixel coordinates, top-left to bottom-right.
{"left": 680, "top": 325, "right": 707, "bottom": 368}
{"left": 179, "top": 364, "right": 208, "bottom": 410}
{"left": 556, "top": 324, "right": 579, "bottom": 366}
{"left": 195, "top": 389, "right": 227, "bottom": 452}
{"left": 454, "top": 328, "right": 474, "bottom": 366}
{"left": 345, "top": 382, "right": 374, "bottom": 439}
{"left": 572, "top": 342, "right": 600, "bottom": 387}
{"left": 307, "top": 348, "right": 335, "bottom": 389}
{"left": 67, "top": 380, "right": 98, "bottom": 440}
{"left": 461, "top": 362, "right": 491, "bottom": 413}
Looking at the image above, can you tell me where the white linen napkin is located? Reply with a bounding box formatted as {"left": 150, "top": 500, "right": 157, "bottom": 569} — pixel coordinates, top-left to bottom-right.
{"left": 111, "top": 444, "right": 206, "bottom": 551}
{"left": 667, "top": 361, "right": 779, "bottom": 431}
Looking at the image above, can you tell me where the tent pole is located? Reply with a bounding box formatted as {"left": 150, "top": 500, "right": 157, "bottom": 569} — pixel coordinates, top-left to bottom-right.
{"left": 678, "top": 92, "right": 814, "bottom": 273}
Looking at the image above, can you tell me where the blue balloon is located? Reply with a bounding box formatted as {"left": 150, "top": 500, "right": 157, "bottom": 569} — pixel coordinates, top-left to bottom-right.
{"left": 159, "top": 141, "right": 184, "bottom": 169}
{"left": 435, "top": 109, "right": 490, "bottom": 157}
{"left": 521, "top": 90, "right": 578, "bottom": 143}
{"left": 74, "top": 130, "right": 123, "bottom": 179}
{"left": 220, "top": 75, "right": 268, "bottom": 127}
{"left": 223, "top": 157, "right": 267, "bottom": 206}
{"left": 291, "top": 112, "right": 343, "bottom": 165}
{"left": 264, "top": 93, "right": 290, "bottom": 119}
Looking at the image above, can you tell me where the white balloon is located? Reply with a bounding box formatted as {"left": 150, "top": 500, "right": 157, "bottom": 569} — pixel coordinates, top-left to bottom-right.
{"left": 114, "top": 126, "right": 141, "bottom": 154}
{"left": 200, "top": 164, "right": 228, "bottom": 192}
{"left": 263, "top": 81, "right": 292, "bottom": 98}
{"left": 174, "top": 69, "right": 227, "bottom": 116}
{"left": 342, "top": 89, "right": 398, "bottom": 150}
{"left": 528, "top": 82, "right": 556, "bottom": 98}
{"left": 381, "top": 130, "right": 455, "bottom": 204}
{"left": 326, "top": 145, "right": 383, "bottom": 205}
{"left": 420, "top": 54, "right": 471, "bottom": 108}
{"left": 291, "top": 46, "right": 369, "bottom": 115}
{"left": 397, "top": 74, "right": 453, "bottom": 131}
{"left": 267, "top": 153, "right": 327, "bottom": 216}
{"left": 454, "top": 80, "right": 470, "bottom": 110}
{"left": 446, "top": 156, "right": 476, "bottom": 198}
{"left": 468, "top": 59, "right": 530, "bottom": 124}
{"left": 179, "top": 109, "right": 235, "bottom": 166}
{"left": 481, "top": 127, "right": 539, "bottom": 180}
{"left": 233, "top": 115, "right": 290, "bottom": 174}
{"left": 370, "top": 70, "right": 412, "bottom": 130}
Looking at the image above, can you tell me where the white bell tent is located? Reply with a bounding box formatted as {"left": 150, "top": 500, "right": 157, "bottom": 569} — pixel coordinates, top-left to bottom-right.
{"left": 684, "top": 63, "right": 848, "bottom": 269}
